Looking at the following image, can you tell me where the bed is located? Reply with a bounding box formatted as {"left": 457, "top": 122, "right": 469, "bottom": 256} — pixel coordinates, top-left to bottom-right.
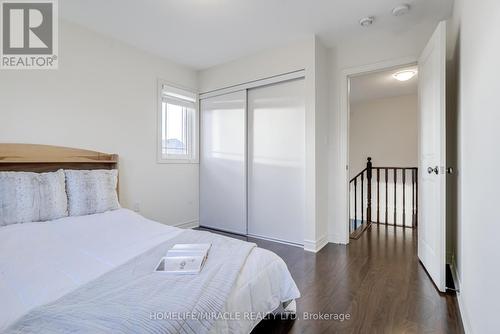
{"left": 0, "top": 144, "right": 300, "bottom": 333}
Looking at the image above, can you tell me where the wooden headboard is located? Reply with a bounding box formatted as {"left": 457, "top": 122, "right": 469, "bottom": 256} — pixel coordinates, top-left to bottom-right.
{"left": 0, "top": 144, "right": 118, "bottom": 172}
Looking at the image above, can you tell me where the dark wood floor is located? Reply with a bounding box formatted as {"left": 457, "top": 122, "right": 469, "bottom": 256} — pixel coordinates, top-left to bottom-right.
{"left": 199, "top": 224, "right": 464, "bottom": 334}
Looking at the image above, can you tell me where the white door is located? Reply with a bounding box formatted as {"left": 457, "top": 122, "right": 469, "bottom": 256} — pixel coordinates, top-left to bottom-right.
{"left": 418, "top": 21, "right": 447, "bottom": 292}
{"left": 199, "top": 91, "right": 247, "bottom": 234}
{"left": 247, "top": 79, "right": 306, "bottom": 244}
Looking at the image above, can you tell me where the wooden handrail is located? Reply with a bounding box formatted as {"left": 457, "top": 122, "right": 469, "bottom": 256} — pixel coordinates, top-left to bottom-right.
{"left": 372, "top": 166, "right": 417, "bottom": 170}
{"left": 350, "top": 168, "right": 367, "bottom": 183}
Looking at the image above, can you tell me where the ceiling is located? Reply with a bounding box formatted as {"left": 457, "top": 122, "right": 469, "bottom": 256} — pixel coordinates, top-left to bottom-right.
{"left": 60, "top": 0, "right": 453, "bottom": 70}
{"left": 349, "top": 65, "right": 418, "bottom": 104}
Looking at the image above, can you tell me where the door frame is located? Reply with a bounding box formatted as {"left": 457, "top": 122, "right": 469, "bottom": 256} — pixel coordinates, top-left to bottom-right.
{"left": 338, "top": 56, "right": 418, "bottom": 244}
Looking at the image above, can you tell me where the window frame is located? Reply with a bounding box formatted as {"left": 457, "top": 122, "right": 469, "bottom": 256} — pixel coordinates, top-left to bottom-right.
{"left": 157, "top": 79, "right": 199, "bottom": 164}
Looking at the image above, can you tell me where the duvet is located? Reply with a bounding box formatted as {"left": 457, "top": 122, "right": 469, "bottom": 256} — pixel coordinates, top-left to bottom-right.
{"left": 0, "top": 209, "right": 300, "bottom": 333}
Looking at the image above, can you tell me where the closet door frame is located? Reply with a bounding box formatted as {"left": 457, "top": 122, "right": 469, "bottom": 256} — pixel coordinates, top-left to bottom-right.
{"left": 199, "top": 70, "right": 305, "bottom": 100}
{"left": 199, "top": 70, "right": 306, "bottom": 243}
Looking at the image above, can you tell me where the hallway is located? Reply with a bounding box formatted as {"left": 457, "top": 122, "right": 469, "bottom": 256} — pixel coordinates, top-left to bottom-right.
{"left": 201, "top": 225, "right": 464, "bottom": 333}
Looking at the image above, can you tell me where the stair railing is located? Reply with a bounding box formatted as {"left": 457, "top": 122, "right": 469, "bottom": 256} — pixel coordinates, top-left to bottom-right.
{"left": 349, "top": 157, "right": 418, "bottom": 238}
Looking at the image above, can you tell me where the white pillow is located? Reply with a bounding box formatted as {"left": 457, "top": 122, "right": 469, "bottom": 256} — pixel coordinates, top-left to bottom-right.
{"left": 0, "top": 169, "right": 68, "bottom": 226}
{"left": 65, "top": 169, "right": 120, "bottom": 216}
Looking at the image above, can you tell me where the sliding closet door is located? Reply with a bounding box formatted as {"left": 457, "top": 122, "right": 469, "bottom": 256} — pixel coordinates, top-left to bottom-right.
{"left": 200, "top": 91, "right": 247, "bottom": 234}
{"left": 247, "top": 79, "right": 306, "bottom": 244}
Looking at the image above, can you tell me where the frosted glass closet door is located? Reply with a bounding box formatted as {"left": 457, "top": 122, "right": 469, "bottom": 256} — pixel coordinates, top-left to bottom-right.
{"left": 200, "top": 91, "right": 247, "bottom": 234}
{"left": 248, "top": 79, "right": 306, "bottom": 244}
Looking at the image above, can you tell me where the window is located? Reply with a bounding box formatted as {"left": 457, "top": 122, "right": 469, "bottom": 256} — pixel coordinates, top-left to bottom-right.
{"left": 158, "top": 82, "right": 198, "bottom": 163}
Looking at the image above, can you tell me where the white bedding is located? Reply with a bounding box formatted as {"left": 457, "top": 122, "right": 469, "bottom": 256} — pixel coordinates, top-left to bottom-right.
{"left": 0, "top": 209, "right": 299, "bottom": 333}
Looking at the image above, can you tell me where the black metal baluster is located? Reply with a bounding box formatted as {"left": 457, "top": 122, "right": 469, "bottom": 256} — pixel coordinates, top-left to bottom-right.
{"left": 385, "top": 168, "right": 388, "bottom": 225}
{"left": 349, "top": 182, "right": 352, "bottom": 234}
{"left": 402, "top": 169, "right": 406, "bottom": 227}
{"left": 354, "top": 178, "right": 357, "bottom": 230}
{"left": 377, "top": 168, "right": 380, "bottom": 224}
{"left": 361, "top": 172, "right": 364, "bottom": 225}
{"left": 366, "top": 158, "right": 372, "bottom": 225}
{"left": 415, "top": 169, "right": 418, "bottom": 227}
{"left": 393, "top": 168, "right": 397, "bottom": 226}
{"left": 412, "top": 169, "right": 415, "bottom": 227}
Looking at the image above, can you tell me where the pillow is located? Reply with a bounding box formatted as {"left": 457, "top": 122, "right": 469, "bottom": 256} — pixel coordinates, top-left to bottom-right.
{"left": 65, "top": 169, "right": 120, "bottom": 216}
{"left": 0, "top": 169, "right": 68, "bottom": 226}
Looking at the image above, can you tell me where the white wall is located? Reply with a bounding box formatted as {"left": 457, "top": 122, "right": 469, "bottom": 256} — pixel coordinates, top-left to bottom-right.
{"left": 349, "top": 94, "right": 418, "bottom": 177}
{"left": 198, "top": 38, "right": 314, "bottom": 93}
{"left": 0, "top": 20, "right": 199, "bottom": 227}
{"left": 447, "top": 0, "right": 500, "bottom": 332}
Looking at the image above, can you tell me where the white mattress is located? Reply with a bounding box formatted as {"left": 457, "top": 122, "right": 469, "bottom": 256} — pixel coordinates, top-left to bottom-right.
{"left": 0, "top": 209, "right": 299, "bottom": 333}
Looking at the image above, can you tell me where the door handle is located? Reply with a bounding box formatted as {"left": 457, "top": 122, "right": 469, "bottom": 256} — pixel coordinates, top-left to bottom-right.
{"left": 427, "top": 166, "right": 439, "bottom": 175}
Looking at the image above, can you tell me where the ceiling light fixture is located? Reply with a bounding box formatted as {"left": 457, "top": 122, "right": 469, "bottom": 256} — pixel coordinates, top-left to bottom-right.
{"left": 393, "top": 69, "right": 417, "bottom": 81}
{"left": 359, "top": 16, "right": 374, "bottom": 27}
{"left": 392, "top": 4, "right": 411, "bottom": 16}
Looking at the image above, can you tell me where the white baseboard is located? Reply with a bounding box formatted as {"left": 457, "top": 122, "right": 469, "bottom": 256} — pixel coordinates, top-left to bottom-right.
{"left": 451, "top": 260, "right": 472, "bottom": 334}
{"left": 456, "top": 286, "right": 473, "bottom": 333}
{"left": 303, "top": 235, "right": 328, "bottom": 253}
{"left": 173, "top": 219, "right": 199, "bottom": 229}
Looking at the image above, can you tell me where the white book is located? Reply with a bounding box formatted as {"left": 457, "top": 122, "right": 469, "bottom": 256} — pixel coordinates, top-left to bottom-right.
{"left": 166, "top": 249, "right": 206, "bottom": 258}
{"left": 155, "top": 243, "right": 211, "bottom": 274}
{"left": 155, "top": 256, "right": 206, "bottom": 274}
{"left": 172, "top": 243, "right": 211, "bottom": 252}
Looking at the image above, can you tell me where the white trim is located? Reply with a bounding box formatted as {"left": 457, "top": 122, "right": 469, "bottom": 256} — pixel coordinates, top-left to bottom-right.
{"left": 173, "top": 219, "right": 199, "bottom": 229}
{"left": 303, "top": 235, "right": 328, "bottom": 253}
{"left": 162, "top": 96, "right": 196, "bottom": 109}
{"left": 161, "top": 84, "right": 197, "bottom": 103}
{"left": 456, "top": 291, "right": 472, "bottom": 334}
{"left": 338, "top": 56, "right": 418, "bottom": 245}
{"left": 157, "top": 78, "right": 199, "bottom": 164}
{"left": 199, "top": 69, "right": 306, "bottom": 100}
{"left": 450, "top": 257, "right": 472, "bottom": 333}
{"left": 454, "top": 274, "right": 472, "bottom": 333}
